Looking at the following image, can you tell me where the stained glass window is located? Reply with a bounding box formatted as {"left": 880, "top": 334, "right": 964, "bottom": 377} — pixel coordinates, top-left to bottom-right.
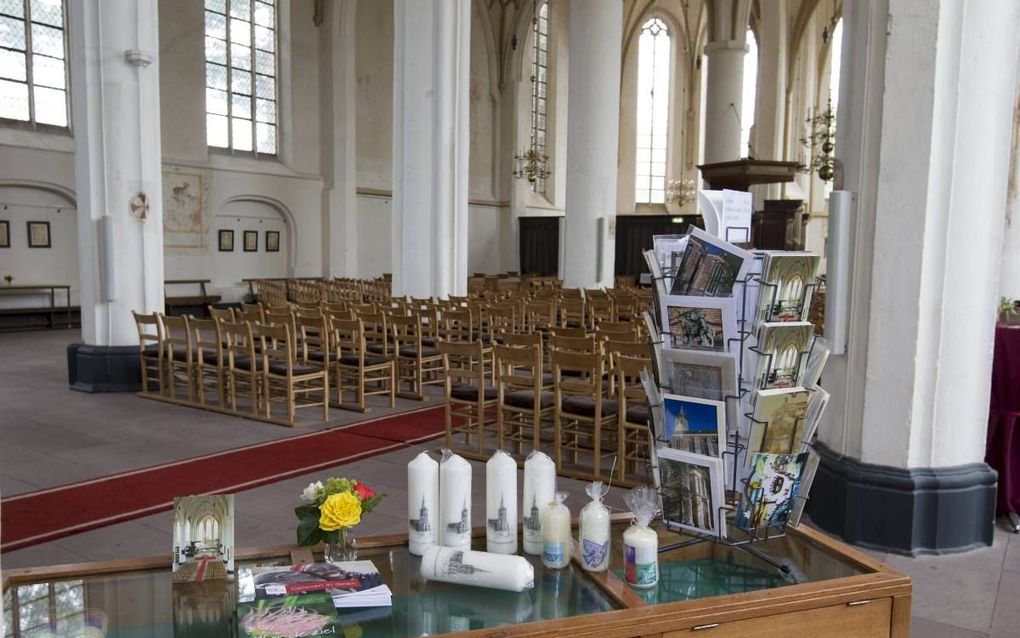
{"left": 635, "top": 17, "right": 671, "bottom": 204}
{"left": 205, "top": 0, "right": 276, "bottom": 154}
{"left": 0, "top": 0, "right": 68, "bottom": 127}
{"left": 529, "top": 1, "right": 548, "bottom": 195}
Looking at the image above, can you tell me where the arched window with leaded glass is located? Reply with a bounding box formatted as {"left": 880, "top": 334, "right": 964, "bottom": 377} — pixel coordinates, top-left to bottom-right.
{"left": 529, "top": 1, "right": 549, "bottom": 195}
{"left": 635, "top": 17, "right": 671, "bottom": 204}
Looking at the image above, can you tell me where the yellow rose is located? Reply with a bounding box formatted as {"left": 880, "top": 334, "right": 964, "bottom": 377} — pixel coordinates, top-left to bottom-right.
{"left": 319, "top": 492, "right": 362, "bottom": 531}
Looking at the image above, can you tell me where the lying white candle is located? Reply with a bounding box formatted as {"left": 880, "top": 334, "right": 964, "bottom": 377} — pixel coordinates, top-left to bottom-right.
{"left": 486, "top": 450, "right": 518, "bottom": 554}
{"left": 407, "top": 451, "right": 439, "bottom": 556}
{"left": 623, "top": 524, "right": 659, "bottom": 587}
{"left": 440, "top": 451, "right": 472, "bottom": 549}
{"left": 522, "top": 452, "right": 556, "bottom": 555}
{"left": 420, "top": 546, "right": 535, "bottom": 592}
{"left": 541, "top": 495, "right": 571, "bottom": 569}
{"left": 578, "top": 484, "right": 610, "bottom": 572}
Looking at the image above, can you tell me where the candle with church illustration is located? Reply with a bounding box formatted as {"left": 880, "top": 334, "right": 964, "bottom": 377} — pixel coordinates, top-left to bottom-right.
{"left": 440, "top": 451, "right": 472, "bottom": 549}
{"left": 486, "top": 450, "right": 518, "bottom": 554}
{"left": 407, "top": 451, "right": 439, "bottom": 556}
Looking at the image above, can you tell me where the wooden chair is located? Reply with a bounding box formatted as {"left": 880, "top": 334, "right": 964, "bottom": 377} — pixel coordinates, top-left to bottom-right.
{"left": 495, "top": 343, "right": 555, "bottom": 457}
{"left": 524, "top": 298, "right": 556, "bottom": 334}
{"left": 240, "top": 302, "right": 265, "bottom": 323}
{"left": 558, "top": 297, "right": 586, "bottom": 329}
{"left": 603, "top": 339, "right": 652, "bottom": 397}
{"left": 255, "top": 322, "right": 329, "bottom": 425}
{"left": 501, "top": 332, "right": 553, "bottom": 389}
{"left": 361, "top": 311, "right": 391, "bottom": 357}
{"left": 549, "top": 333, "right": 600, "bottom": 355}
{"left": 549, "top": 326, "right": 588, "bottom": 339}
{"left": 587, "top": 296, "right": 615, "bottom": 329}
{"left": 296, "top": 311, "right": 333, "bottom": 367}
{"left": 551, "top": 349, "right": 618, "bottom": 481}
{"left": 190, "top": 317, "right": 225, "bottom": 408}
{"left": 442, "top": 309, "right": 474, "bottom": 342}
{"left": 221, "top": 320, "right": 260, "bottom": 416}
{"left": 332, "top": 317, "right": 396, "bottom": 412}
{"left": 441, "top": 340, "right": 499, "bottom": 460}
{"left": 391, "top": 314, "right": 444, "bottom": 400}
{"left": 208, "top": 306, "right": 234, "bottom": 323}
{"left": 161, "top": 314, "right": 195, "bottom": 403}
{"left": 132, "top": 311, "right": 165, "bottom": 396}
{"left": 616, "top": 354, "right": 654, "bottom": 485}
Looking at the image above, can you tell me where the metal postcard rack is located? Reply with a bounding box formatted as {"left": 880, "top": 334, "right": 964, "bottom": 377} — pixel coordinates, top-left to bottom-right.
{"left": 646, "top": 250, "right": 824, "bottom": 579}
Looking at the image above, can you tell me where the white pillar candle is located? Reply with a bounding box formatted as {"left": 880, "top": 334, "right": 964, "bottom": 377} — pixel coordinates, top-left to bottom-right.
{"left": 541, "top": 493, "right": 571, "bottom": 569}
{"left": 439, "top": 451, "right": 472, "bottom": 548}
{"left": 623, "top": 524, "right": 659, "bottom": 588}
{"left": 420, "top": 546, "right": 535, "bottom": 592}
{"left": 578, "top": 482, "right": 611, "bottom": 572}
{"left": 486, "top": 450, "right": 518, "bottom": 554}
{"left": 407, "top": 451, "right": 440, "bottom": 556}
{"left": 522, "top": 451, "right": 556, "bottom": 555}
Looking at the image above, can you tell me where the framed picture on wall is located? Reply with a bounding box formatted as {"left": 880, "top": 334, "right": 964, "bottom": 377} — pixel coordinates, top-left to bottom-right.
{"left": 27, "top": 221, "right": 51, "bottom": 248}
{"left": 265, "top": 230, "right": 280, "bottom": 252}
{"left": 0, "top": 221, "right": 8, "bottom": 248}
{"left": 218, "top": 229, "right": 234, "bottom": 252}
{"left": 243, "top": 230, "right": 258, "bottom": 252}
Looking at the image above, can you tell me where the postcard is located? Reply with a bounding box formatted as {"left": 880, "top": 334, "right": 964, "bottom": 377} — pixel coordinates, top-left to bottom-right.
{"left": 660, "top": 349, "right": 738, "bottom": 403}
{"left": 752, "top": 322, "right": 814, "bottom": 390}
{"left": 748, "top": 388, "right": 812, "bottom": 458}
{"left": 755, "top": 252, "right": 820, "bottom": 322}
{"left": 172, "top": 494, "right": 235, "bottom": 582}
{"left": 788, "top": 450, "right": 820, "bottom": 527}
{"left": 801, "top": 387, "right": 830, "bottom": 448}
{"left": 735, "top": 452, "right": 809, "bottom": 532}
{"left": 661, "top": 296, "right": 737, "bottom": 353}
{"left": 802, "top": 335, "right": 831, "bottom": 389}
{"left": 662, "top": 393, "right": 726, "bottom": 457}
{"left": 657, "top": 447, "right": 727, "bottom": 538}
{"left": 670, "top": 227, "right": 754, "bottom": 297}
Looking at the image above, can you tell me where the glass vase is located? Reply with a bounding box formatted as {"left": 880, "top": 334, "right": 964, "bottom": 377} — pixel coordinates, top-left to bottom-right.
{"left": 324, "top": 527, "right": 357, "bottom": 562}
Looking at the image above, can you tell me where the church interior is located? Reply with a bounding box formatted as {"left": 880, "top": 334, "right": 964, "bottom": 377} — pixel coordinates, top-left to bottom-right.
{"left": 2, "top": 0, "right": 1020, "bottom": 636}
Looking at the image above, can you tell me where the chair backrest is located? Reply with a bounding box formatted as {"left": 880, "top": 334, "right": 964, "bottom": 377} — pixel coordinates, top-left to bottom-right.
{"left": 443, "top": 309, "right": 474, "bottom": 342}
{"left": 501, "top": 331, "right": 543, "bottom": 350}
{"left": 551, "top": 349, "right": 605, "bottom": 402}
{"left": 360, "top": 311, "right": 389, "bottom": 356}
{"left": 161, "top": 314, "right": 192, "bottom": 364}
{"left": 486, "top": 301, "right": 516, "bottom": 335}
{"left": 253, "top": 322, "right": 293, "bottom": 374}
{"left": 391, "top": 314, "right": 422, "bottom": 351}
{"left": 549, "top": 333, "right": 599, "bottom": 355}
{"left": 494, "top": 343, "right": 543, "bottom": 396}
{"left": 331, "top": 317, "right": 365, "bottom": 363}
{"left": 133, "top": 311, "right": 163, "bottom": 354}
{"left": 524, "top": 299, "right": 555, "bottom": 332}
{"left": 190, "top": 317, "right": 222, "bottom": 366}
{"left": 221, "top": 321, "right": 256, "bottom": 372}
{"left": 558, "top": 298, "right": 586, "bottom": 328}
{"left": 240, "top": 302, "right": 265, "bottom": 322}
{"left": 549, "top": 326, "right": 587, "bottom": 339}
{"left": 265, "top": 309, "right": 296, "bottom": 331}
{"left": 439, "top": 340, "right": 486, "bottom": 400}
{"left": 208, "top": 306, "right": 235, "bottom": 323}
{"left": 296, "top": 312, "right": 329, "bottom": 362}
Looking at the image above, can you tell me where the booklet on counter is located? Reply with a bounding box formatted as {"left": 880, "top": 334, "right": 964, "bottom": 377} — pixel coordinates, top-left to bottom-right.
{"left": 239, "top": 560, "right": 392, "bottom": 609}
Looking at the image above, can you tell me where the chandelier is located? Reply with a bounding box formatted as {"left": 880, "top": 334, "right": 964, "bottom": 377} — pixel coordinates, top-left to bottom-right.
{"left": 513, "top": 147, "right": 550, "bottom": 184}
{"left": 666, "top": 178, "right": 697, "bottom": 207}
{"left": 801, "top": 96, "right": 836, "bottom": 181}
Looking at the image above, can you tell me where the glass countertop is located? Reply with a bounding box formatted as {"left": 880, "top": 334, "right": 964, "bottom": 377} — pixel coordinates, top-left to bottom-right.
{"left": 2, "top": 524, "right": 867, "bottom": 638}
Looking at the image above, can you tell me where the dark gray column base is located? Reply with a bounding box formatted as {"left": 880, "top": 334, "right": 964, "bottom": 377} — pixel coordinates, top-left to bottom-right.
{"left": 67, "top": 343, "right": 142, "bottom": 393}
{"left": 807, "top": 441, "right": 997, "bottom": 556}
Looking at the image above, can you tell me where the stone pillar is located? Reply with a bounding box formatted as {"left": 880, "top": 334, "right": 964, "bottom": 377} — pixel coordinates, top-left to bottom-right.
{"left": 562, "top": 0, "right": 621, "bottom": 289}
{"left": 391, "top": 0, "right": 470, "bottom": 299}
{"left": 702, "top": 41, "right": 747, "bottom": 164}
{"left": 320, "top": 0, "right": 358, "bottom": 277}
{"left": 67, "top": 0, "right": 165, "bottom": 392}
{"left": 810, "top": 0, "right": 1019, "bottom": 554}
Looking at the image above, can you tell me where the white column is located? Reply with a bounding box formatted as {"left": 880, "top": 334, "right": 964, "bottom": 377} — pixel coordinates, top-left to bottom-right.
{"left": 391, "top": 0, "right": 470, "bottom": 299}
{"left": 68, "top": 0, "right": 164, "bottom": 346}
{"left": 320, "top": 0, "right": 358, "bottom": 277}
{"left": 701, "top": 41, "right": 747, "bottom": 164}
{"left": 562, "top": 0, "right": 621, "bottom": 289}
{"left": 821, "top": 0, "right": 1019, "bottom": 469}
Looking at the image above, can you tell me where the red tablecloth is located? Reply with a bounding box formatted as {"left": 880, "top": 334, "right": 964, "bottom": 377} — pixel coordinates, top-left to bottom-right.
{"left": 986, "top": 325, "right": 1020, "bottom": 516}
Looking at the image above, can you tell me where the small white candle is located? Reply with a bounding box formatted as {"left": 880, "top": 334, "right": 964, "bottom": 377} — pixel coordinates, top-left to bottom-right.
{"left": 541, "top": 493, "right": 571, "bottom": 569}
{"left": 522, "top": 451, "right": 556, "bottom": 555}
{"left": 578, "top": 482, "right": 610, "bottom": 572}
{"left": 407, "top": 451, "right": 439, "bottom": 556}
{"left": 440, "top": 451, "right": 472, "bottom": 549}
{"left": 623, "top": 524, "right": 659, "bottom": 587}
{"left": 486, "top": 450, "right": 518, "bottom": 554}
{"left": 420, "top": 546, "right": 535, "bottom": 592}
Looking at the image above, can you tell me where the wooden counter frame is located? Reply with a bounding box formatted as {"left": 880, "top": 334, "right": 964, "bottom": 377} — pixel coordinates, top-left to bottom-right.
{"left": 2, "top": 523, "right": 911, "bottom": 638}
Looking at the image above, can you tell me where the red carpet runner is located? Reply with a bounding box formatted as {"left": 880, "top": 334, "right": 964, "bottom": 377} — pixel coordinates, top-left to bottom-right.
{"left": 1, "top": 406, "right": 445, "bottom": 553}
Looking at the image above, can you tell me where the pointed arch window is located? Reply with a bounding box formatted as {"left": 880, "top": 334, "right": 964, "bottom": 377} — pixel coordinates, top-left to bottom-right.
{"left": 635, "top": 17, "right": 671, "bottom": 204}
{"left": 529, "top": 1, "right": 549, "bottom": 195}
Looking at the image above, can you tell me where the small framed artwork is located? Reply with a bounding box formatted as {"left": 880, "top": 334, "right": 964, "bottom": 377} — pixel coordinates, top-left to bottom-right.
{"left": 657, "top": 447, "right": 726, "bottom": 539}
{"left": 0, "top": 221, "right": 9, "bottom": 248}
{"left": 27, "top": 221, "right": 51, "bottom": 248}
{"left": 265, "top": 230, "right": 280, "bottom": 252}
{"left": 243, "top": 230, "right": 258, "bottom": 252}
{"left": 218, "top": 229, "right": 234, "bottom": 252}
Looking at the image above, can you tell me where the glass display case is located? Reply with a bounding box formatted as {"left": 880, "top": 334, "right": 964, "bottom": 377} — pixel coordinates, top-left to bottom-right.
{"left": 2, "top": 520, "right": 910, "bottom": 638}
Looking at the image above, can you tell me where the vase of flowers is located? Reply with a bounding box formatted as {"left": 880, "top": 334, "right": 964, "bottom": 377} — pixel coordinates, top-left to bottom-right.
{"left": 295, "top": 477, "right": 384, "bottom": 562}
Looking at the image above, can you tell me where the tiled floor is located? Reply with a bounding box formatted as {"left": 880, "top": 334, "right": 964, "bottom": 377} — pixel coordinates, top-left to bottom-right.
{"left": 2, "top": 329, "right": 1020, "bottom": 637}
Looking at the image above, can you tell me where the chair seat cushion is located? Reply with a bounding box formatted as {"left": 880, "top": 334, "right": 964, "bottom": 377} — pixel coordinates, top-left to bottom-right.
{"left": 562, "top": 395, "right": 619, "bottom": 417}
{"left": 399, "top": 346, "right": 439, "bottom": 358}
{"left": 451, "top": 384, "right": 498, "bottom": 401}
{"left": 504, "top": 389, "right": 555, "bottom": 409}
{"left": 339, "top": 354, "right": 391, "bottom": 367}
{"left": 307, "top": 350, "right": 338, "bottom": 363}
{"left": 625, "top": 404, "right": 650, "bottom": 424}
{"left": 366, "top": 343, "right": 386, "bottom": 354}
{"left": 201, "top": 350, "right": 221, "bottom": 365}
{"left": 268, "top": 361, "right": 322, "bottom": 376}
{"left": 421, "top": 337, "right": 439, "bottom": 348}
{"left": 142, "top": 343, "right": 161, "bottom": 356}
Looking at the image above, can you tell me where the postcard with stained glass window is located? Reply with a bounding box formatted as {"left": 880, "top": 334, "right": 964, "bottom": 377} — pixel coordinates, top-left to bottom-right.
{"left": 755, "top": 252, "right": 820, "bottom": 322}
{"left": 752, "top": 322, "right": 814, "bottom": 391}
{"left": 748, "top": 387, "right": 811, "bottom": 459}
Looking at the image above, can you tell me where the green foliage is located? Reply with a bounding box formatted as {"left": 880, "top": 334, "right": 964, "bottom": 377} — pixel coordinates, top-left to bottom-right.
{"left": 1001, "top": 297, "right": 1017, "bottom": 316}
{"left": 294, "top": 476, "right": 386, "bottom": 546}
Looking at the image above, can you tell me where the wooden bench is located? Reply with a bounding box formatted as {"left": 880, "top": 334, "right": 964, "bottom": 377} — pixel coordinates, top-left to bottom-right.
{"left": 164, "top": 280, "right": 221, "bottom": 317}
{"left": 0, "top": 285, "right": 77, "bottom": 331}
